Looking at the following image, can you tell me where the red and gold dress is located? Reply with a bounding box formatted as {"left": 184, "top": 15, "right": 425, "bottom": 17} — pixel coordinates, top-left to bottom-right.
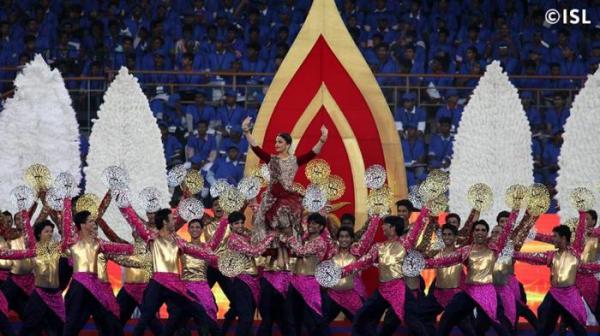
{"left": 250, "top": 145, "right": 316, "bottom": 238}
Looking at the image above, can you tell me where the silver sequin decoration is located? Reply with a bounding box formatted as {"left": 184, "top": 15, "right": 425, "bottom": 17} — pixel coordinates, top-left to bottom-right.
{"left": 167, "top": 164, "right": 187, "bottom": 187}
{"left": 178, "top": 198, "right": 205, "bottom": 221}
{"left": 111, "top": 185, "right": 133, "bottom": 208}
{"left": 364, "top": 164, "right": 387, "bottom": 189}
{"left": 139, "top": 187, "right": 162, "bottom": 213}
{"left": 303, "top": 184, "right": 327, "bottom": 212}
{"left": 45, "top": 187, "right": 64, "bottom": 211}
{"left": 102, "top": 166, "right": 129, "bottom": 188}
{"left": 237, "top": 176, "right": 261, "bottom": 200}
{"left": 315, "top": 260, "right": 342, "bottom": 288}
{"left": 10, "top": 185, "right": 34, "bottom": 211}
{"left": 210, "top": 179, "right": 231, "bottom": 198}
{"left": 54, "top": 172, "right": 77, "bottom": 197}
{"left": 402, "top": 250, "right": 425, "bottom": 277}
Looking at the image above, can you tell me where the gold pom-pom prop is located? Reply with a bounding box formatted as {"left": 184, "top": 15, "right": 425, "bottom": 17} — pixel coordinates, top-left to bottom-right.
{"left": 322, "top": 175, "right": 346, "bottom": 201}
{"left": 367, "top": 185, "right": 393, "bottom": 216}
{"left": 467, "top": 183, "right": 493, "bottom": 212}
{"left": 305, "top": 159, "right": 331, "bottom": 185}
{"left": 427, "top": 194, "right": 448, "bottom": 216}
{"left": 564, "top": 217, "right": 579, "bottom": 233}
{"left": 219, "top": 187, "right": 245, "bottom": 213}
{"left": 75, "top": 193, "right": 101, "bottom": 218}
{"left": 250, "top": 164, "right": 270, "bottom": 187}
{"left": 218, "top": 249, "right": 247, "bottom": 278}
{"left": 428, "top": 169, "right": 450, "bottom": 183}
{"left": 570, "top": 187, "right": 596, "bottom": 211}
{"left": 505, "top": 184, "right": 528, "bottom": 210}
{"left": 525, "top": 184, "right": 551, "bottom": 216}
{"left": 182, "top": 170, "right": 204, "bottom": 195}
{"left": 419, "top": 173, "right": 449, "bottom": 202}
{"left": 24, "top": 163, "right": 53, "bottom": 192}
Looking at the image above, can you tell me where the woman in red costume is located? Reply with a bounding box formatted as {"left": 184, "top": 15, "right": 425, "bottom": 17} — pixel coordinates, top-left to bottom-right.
{"left": 241, "top": 116, "right": 328, "bottom": 239}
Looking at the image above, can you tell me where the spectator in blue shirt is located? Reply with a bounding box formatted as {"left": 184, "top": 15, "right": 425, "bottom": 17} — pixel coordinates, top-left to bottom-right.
{"left": 241, "top": 43, "right": 266, "bottom": 84}
{"left": 532, "top": 136, "right": 544, "bottom": 184}
{"left": 428, "top": 117, "right": 454, "bottom": 171}
{"left": 144, "top": 53, "right": 174, "bottom": 93}
{"left": 520, "top": 92, "right": 544, "bottom": 134}
{"left": 243, "top": 10, "right": 270, "bottom": 43}
{"left": 546, "top": 93, "right": 570, "bottom": 135}
{"left": 217, "top": 90, "right": 246, "bottom": 137}
{"left": 111, "top": 36, "right": 136, "bottom": 70}
{"left": 401, "top": 123, "right": 427, "bottom": 187}
{"left": 206, "top": 145, "right": 244, "bottom": 187}
{"left": 207, "top": 38, "right": 235, "bottom": 72}
{"left": 544, "top": 63, "right": 572, "bottom": 98}
{"left": 550, "top": 29, "right": 577, "bottom": 63}
{"left": 150, "top": 98, "right": 167, "bottom": 121}
{"left": 226, "top": 24, "right": 245, "bottom": 58}
{"left": 402, "top": 1, "right": 427, "bottom": 33}
{"left": 424, "top": 57, "right": 453, "bottom": 101}
{"left": 435, "top": 89, "right": 463, "bottom": 133}
{"left": 340, "top": 0, "right": 364, "bottom": 27}
{"left": 542, "top": 134, "right": 562, "bottom": 186}
{"left": 160, "top": 123, "right": 184, "bottom": 168}
{"left": 394, "top": 92, "right": 426, "bottom": 134}
{"left": 218, "top": 126, "right": 249, "bottom": 161}
{"left": 361, "top": 33, "right": 383, "bottom": 64}
{"left": 141, "top": 36, "right": 172, "bottom": 71}
{"left": 428, "top": 28, "right": 455, "bottom": 61}
{"left": 163, "top": 93, "right": 186, "bottom": 130}
{"left": 175, "top": 53, "right": 206, "bottom": 100}
{"left": 456, "top": 25, "right": 487, "bottom": 63}
{"left": 51, "top": 31, "right": 78, "bottom": 63}
{"left": 186, "top": 120, "right": 217, "bottom": 171}
{"left": 496, "top": 43, "right": 520, "bottom": 75}
{"left": 559, "top": 46, "right": 586, "bottom": 87}
{"left": 521, "top": 31, "right": 550, "bottom": 62}
{"left": 186, "top": 91, "right": 217, "bottom": 133}
{"left": 365, "top": 0, "right": 394, "bottom": 30}
{"left": 124, "top": 6, "right": 149, "bottom": 38}
{"left": 399, "top": 44, "right": 425, "bottom": 86}
{"left": 368, "top": 17, "right": 397, "bottom": 44}
{"left": 515, "top": 60, "right": 544, "bottom": 91}
{"left": 372, "top": 43, "right": 399, "bottom": 86}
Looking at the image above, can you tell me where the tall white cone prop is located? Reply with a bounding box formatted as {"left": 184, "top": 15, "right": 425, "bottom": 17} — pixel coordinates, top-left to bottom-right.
{"left": 556, "top": 69, "right": 600, "bottom": 220}
{"left": 0, "top": 54, "right": 81, "bottom": 211}
{"left": 449, "top": 61, "right": 533, "bottom": 223}
{"left": 85, "top": 67, "right": 169, "bottom": 241}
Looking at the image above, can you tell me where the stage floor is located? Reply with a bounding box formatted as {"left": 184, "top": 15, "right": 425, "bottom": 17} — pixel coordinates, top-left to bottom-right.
{"left": 9, "top": 320, "right": 596, "bottom": 335}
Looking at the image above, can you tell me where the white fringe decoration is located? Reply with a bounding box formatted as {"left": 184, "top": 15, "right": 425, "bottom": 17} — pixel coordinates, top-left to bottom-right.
{"left": 85, "top": 67, "right": 170, "bottom": 242}
{"left": 0, "top": 54, "right": 81, "bottom": 212}
{"left": 449, "top": 61, "right": 533, "bottom": 224}
{"left": 556, "top": 69, "right": 600, "bottom": 221}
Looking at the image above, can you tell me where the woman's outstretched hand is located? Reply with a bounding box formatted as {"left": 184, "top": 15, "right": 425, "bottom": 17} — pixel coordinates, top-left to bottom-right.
{"left": 320, "top": 125, "right": 328, "bottom": 141}
{"left": 242, "top": 117, "right": 252, "bottom": 132}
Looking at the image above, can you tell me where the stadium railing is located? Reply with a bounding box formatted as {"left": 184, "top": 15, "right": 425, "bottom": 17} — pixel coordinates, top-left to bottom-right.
{"left": 0, "top": 68, "right": 587, "bottom": 131}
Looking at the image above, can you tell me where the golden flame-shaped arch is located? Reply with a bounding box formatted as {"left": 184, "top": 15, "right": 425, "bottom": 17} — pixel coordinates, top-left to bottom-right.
{"left": 245, "top": 0, "right": 407, "bottom": 226}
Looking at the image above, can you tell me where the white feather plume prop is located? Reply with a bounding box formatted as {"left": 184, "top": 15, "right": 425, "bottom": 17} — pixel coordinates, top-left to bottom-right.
{"left": 85, "top": 67, "right": 170, "bottom": 242}
{"left": 0, "top": 54, "right": 81, "bottom": 212}
{"left": 556, "top": 69, "right": 600, "bottom": 220}
{"left": 449, "top": 61, "right": 533, "bottom": 224}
